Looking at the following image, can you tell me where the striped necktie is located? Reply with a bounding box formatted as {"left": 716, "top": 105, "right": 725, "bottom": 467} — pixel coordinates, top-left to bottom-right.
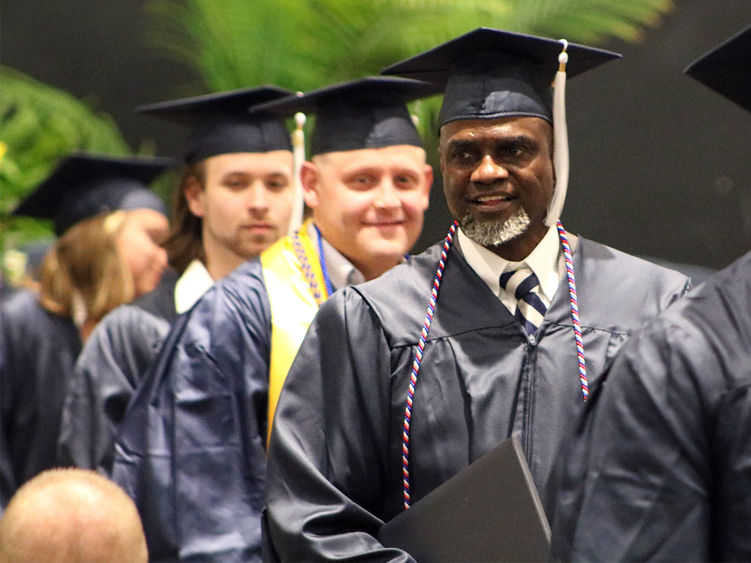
{"left": 499, "top": 266, "right": 547, "bottom": 335}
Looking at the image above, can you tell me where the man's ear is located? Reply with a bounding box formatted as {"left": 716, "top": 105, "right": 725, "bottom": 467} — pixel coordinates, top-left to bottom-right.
{"left": 184, "top": 176, "right": 206, "bottom": 218}
{"left": 300, "top": 161, "right": 321, "bottom": 209}
{"left": 421, "top": 164, "right": 434, "bottom": 211}
{"left": 437, "top": 141, "right": 446, "bottom": 178}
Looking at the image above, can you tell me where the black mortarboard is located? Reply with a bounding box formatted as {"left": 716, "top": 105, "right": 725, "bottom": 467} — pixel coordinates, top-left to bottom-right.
{"left": 381, "top": 27, "right": 620, "bottom": 126}
{"left": 137, "top": 87, "right": 294, "bottom": 163}
{"left": 249, "top": 77, "right": 439, "bottom": 156}
{"left": 13, "top": 152, "right": 172, "bottom": 236}
{"left": 685, "top": 24, "right": 751, "bottom": 113}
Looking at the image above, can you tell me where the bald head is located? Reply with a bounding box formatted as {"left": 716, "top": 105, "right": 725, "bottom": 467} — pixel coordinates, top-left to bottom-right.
{"left": 0, "top": 468, "right": 147, "bottom": 563}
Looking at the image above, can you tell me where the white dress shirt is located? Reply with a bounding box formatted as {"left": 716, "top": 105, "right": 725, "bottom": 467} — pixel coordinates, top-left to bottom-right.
{"left": 457, "top": 225, "right": 575, "bottom": 316}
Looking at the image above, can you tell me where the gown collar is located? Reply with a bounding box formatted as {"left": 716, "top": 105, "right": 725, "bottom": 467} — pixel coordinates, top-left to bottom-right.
{"left": 307, "top": 222, "right": 365, "bottom": 291}
{"left": 174, "top": 259, "right": 214, "bottom": 314}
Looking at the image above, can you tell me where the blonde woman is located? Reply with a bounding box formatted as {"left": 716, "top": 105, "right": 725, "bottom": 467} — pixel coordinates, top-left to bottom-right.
{"left": 0, "top": 152, "right": 172, "bottom": 506}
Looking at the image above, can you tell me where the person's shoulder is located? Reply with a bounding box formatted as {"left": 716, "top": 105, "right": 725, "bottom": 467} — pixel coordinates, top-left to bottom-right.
{"left": 675, "top": 249, "right": 751, "bottom": 322}
{"left": 1, "top": 287, "right": 38, "bottom": 313}
{"left": 87, "top": 300, "right": 171, "bottom": 351}
{"left": 178, "top": 258, "right": 270, "bottom": 340}
{"left": 578, "top": 237, "right": 690, "bottom": 285}
{"left": 614, "top": 253, "right": 751, "bottom": 397}
{"left": 317, "top": 242, "right": 448, "bottom": 334}
{"left": 1, "top": 288, "right": 55, "bottom": 328}
{"left": 180, "top": 259, "right": 265, "bottom": 318}
{"left": 216, "top": 258, "right": 266, "bottom": 296}
{"left": 355, "top": 242, "right": 446, "bottom": 300}
{"left": 129, "top": 269, "right": 179, "bottom": 321}
{"left": 79, "top": 269, "right": 176, "bottom": 346}
{"left": 705, "top": 248, "right": 751, "bottom": 289}
{"left": 638, "top": 257, "right": 715, "bottom": 286}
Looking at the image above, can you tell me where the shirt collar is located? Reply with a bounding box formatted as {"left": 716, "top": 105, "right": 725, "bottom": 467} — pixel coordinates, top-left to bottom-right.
{"left": 457, "top": 224, "right": 562, "bottom": 306}
{"left": 307, "top": 222, "right": 365, "bottom": 290}
{"left": 174, "top": 259, "right": 214, "bottom": 313}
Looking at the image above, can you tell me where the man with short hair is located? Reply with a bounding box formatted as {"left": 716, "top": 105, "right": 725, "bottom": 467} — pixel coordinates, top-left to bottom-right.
{"left": 111, "top": 76, "right": 436, "bottom": 561}
{"left": 264, "top": 28, "right": 691, "bottom": 560}
{"left": 57, "top": 88, "right": 297, "bottom": 475}
{"left": 550, "top": 24, "right": 751, "bottom": 562}
{"left": 0, "top": 468, "right": 148, "bottom": 563}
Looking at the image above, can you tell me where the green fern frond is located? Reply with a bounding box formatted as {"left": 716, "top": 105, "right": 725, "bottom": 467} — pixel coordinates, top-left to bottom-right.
{"left": 145, "top": 0, "right": 673, "bottom": 94}
{"left": 0, "top": 66, "right": 131, "bottom": 249}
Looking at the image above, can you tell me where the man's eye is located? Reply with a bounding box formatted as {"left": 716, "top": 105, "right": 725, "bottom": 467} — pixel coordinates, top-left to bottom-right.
{"left": 395, "top": 175, "right": 417, "bottom": 187}
{"left": 450, "top": 151, "right": 477, "bottom": 165}
{"left": 352, "top": 175, "right": 375, "bottom": 187}
{"left": 504, "top": 145, "right": 525, "bottom": 158}
{"left": 224, "top": 178, "right": 247, "bottom": 189}
{"left": 499, "top": 141, "right": 534, "bottom": 160}
{"left": 267, "top": 178, "right": 289, "bottom": 189}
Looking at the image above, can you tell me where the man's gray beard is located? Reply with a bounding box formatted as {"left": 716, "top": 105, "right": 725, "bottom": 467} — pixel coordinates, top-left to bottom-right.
{"left": 460, "top": 208, "right": 532, "bottom": 247}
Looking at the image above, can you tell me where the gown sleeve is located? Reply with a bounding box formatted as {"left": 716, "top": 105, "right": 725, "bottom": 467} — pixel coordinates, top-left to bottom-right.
{"left": 0, "top": 290, "right": 80, "bottom": 503}
{"left": 57, "top": 305, "right": 169, "bottom": 474}
{"left": 551, "top": 269, "right": 751, "bottom": 561}
{"left": 112, "top": 262, "right": 273, "bottom": 562}
{"left": 266, "top": 287, "right": 414, "bottom": 562}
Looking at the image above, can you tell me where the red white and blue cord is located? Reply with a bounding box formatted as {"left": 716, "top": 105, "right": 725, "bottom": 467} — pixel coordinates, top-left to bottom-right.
{"left": 556, "top": 220, "right": 588, "bottom": 401}
{"left": 401, "top": 220, "right": 457, "bottom": 509}
{"left": 400, "top": 220, "right": 588, "bottom": 510}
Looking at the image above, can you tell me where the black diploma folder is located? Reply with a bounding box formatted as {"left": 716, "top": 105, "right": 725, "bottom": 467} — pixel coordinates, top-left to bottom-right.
{"left": 378, "top": 436, "right": 550, "bottom": 562}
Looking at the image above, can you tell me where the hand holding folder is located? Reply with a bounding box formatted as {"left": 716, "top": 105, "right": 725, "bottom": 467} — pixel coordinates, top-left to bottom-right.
{"left": 378, "top": 436, "right": 550, "bottom": 562}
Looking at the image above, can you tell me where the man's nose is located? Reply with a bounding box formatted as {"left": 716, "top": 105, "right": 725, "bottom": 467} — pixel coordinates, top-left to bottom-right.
{"left": 247, "top": 182, "right": 270, "bottom": 212}
{"left": 470, "top": 154, "right": 509, "bottom": 184}
{"left": 373, "top": 179, "right": 401, "bottom": 210}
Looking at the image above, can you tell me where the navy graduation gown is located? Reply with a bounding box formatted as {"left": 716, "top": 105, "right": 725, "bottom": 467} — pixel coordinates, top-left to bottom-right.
{"left": 112, "top": 259, "right": 271, "bottom": 562}
{"left": 0, "top": 289, "right": 81, "bottom": 506}
{"left": 57, "top": 269, "right": 178, "bottom": 474}
{"left": 265, "top": 237, "right": 690, "bottom": 561}
{"left": 551, "top": 250, "right": 751, "bottom": 562}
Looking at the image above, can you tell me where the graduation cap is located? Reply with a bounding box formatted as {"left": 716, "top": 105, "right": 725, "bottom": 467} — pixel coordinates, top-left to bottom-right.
{"left": 381, "top": 27, "right": 620, "bottom": 226}
{"left": 249, "top": 76, "right": 440, "bottom": 156}
{"left": 137, "top": 86, "right": 294, "bottom": 163}
{"left": 684, "top": 24, "right": 751, "bottom": 113}
{"left": 382, "top": 27, "right": 619, "bottom": 125}
{"left": 13, "top": 152, "right": 172, "bottom": 236}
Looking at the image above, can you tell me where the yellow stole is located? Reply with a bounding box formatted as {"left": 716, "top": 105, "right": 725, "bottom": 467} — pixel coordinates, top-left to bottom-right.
{"left": 261, "top": 219, "right": 328, "bottom": 443}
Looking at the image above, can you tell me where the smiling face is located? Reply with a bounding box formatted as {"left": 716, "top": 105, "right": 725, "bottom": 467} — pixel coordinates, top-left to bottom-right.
{"left": 303, "top": 145, "right": 432, "bottom": 280}
{"left": 439, "top": 116, "right": 555, "bottom": 261}
{"left": 186, "top": 150, "right": 294, "bottom": 279}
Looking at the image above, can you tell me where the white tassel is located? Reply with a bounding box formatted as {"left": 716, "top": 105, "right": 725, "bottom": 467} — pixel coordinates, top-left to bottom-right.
{"left": 71, "top": 290, "right": 87, "bottom": 329}
{"left": 546, "top": 39, "right": 569, "bottom": 227}
{"left": 288, "top": 111, "right": 307, "bottom": 235}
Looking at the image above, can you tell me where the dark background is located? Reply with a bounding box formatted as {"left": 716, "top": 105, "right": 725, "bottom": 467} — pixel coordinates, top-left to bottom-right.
{"left": 3, "top": 1, "right": 751, "bottom": 270}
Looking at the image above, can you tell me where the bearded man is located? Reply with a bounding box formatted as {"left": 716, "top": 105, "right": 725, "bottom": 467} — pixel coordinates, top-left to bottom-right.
{"left": 264, "top": 28, "right": 692, "bottom": 560}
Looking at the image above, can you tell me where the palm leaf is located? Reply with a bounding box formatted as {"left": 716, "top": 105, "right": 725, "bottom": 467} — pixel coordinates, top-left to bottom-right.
{"left": 146, "top": 0, "right": 673, "bottom": 89}
{"left": 0, "top": 66, "right": 131, "bottom": 253}
{"left": 144, "top": 0, "right": 673, "bottom": 146}
{"left": 0, "top": 66, "right": 130, "bottom": 211}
